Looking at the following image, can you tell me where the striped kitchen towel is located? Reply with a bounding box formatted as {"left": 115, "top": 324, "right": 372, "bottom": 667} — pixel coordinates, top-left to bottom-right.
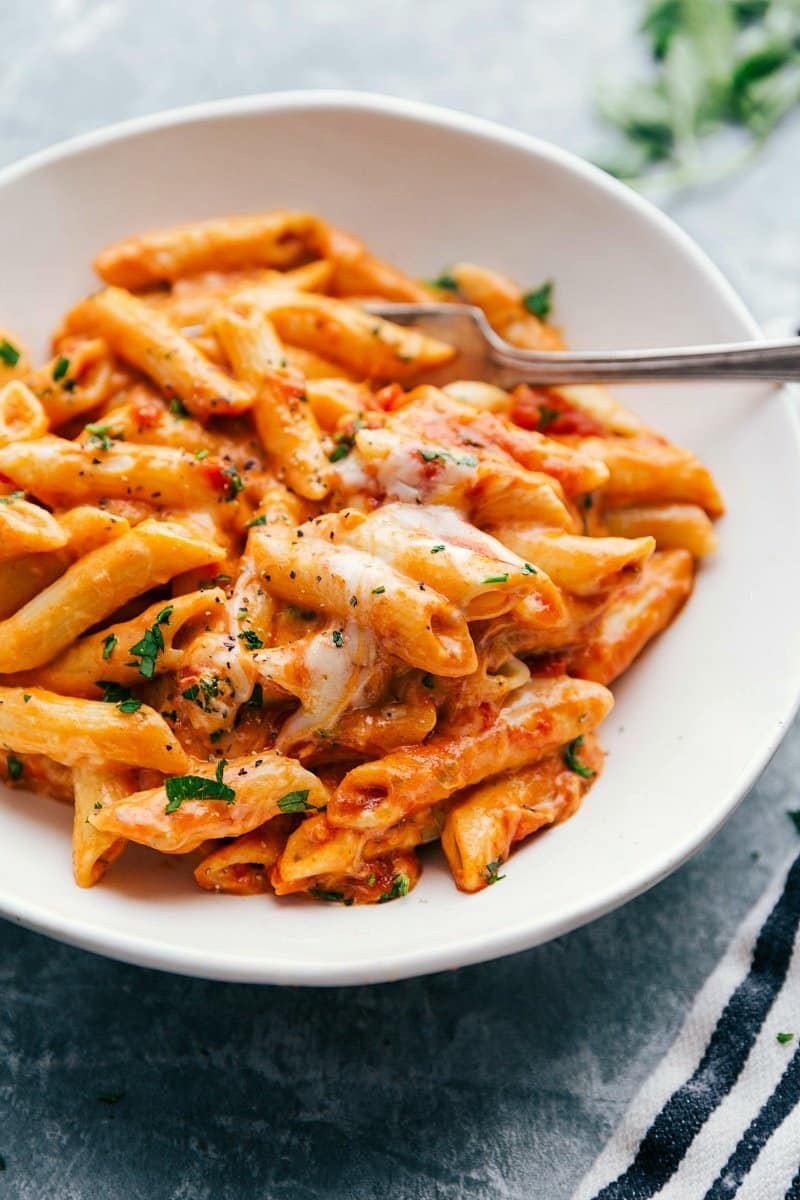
{"left": 573, "top": 852, "right": 800, "bottom": 1200}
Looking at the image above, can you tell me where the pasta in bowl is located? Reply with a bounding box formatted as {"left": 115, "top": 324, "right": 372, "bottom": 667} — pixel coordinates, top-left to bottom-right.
{"left": 0, "top": 208, "right": 723, "bottom": 907}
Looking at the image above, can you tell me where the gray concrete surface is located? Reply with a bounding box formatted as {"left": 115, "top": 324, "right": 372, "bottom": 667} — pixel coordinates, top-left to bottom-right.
{"left": 0, "top": 2, "right": 798, "bottom": 1196}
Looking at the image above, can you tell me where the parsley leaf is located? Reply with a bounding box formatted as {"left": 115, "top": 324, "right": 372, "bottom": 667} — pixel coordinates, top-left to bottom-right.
{"left": 128, "top": 606, "right": 172, "bottom": 679}
{"left": 329, "top": 436, "right": 354, "bottom": 463}
{"left": 169, "top": 397, "right": 189, "bottom": 417}
{"left": 427, "top": 271, "right": 458, "bottom": 291}
{"left": 95, "top": 680, "right": 142, "bottom": 714}
{"left": 485, "top": 859, "right": 506, "bottom": 885}
{"left": 377, "top": 873, "right": 411, "bottom": 903}
{"left": 430, "top": 544, "right": 446, "bottom": 554}
{"left": 222, "top": 464, "right": 244, "bottom": 500}
{"left": 277, "top": 789, "right": 320, "bottom": 814}
{"left": 237, "top": 630, "right": 264, "bottom": 650}
{"left": 246, "top": 514, "right": 267, "bottom": 528}
{"left": 522, "top": 562, "right": 538, "bottom": 575}
{"left": 0, "top": 339, "right": 20, "bottom": 366}
{"left": 777, "top": 1031, "right": 795, "bottom": 1044}
{"left": 788, "top": 810, "right": 800, "bottom": 834}
{"left": 85, "top": 422, "right": 123, "bottom": 452}
{"left": 372, "top": 585, "right": 386, "bottom": 595}
{"left": 0, "top": 491, "right": 24, "bottom": 505}
{"left": 164, "top": 759, "right": 235, "bottom": 813}
{"left": 6, "top": 754, "right": 23, "bottom": 782}
{"left": 52, "top": 355, "right": 70, "bottom": 381}
{"left": 537, "top": 404, "right": 561, "bottom": 430}
{"left": 308, "top": 886, "right": 345, "bottom": 902}
{"left": 482, "top": 573, "right": 509, "bottom": 584}
{"left": 522, "top": 281, "right": 553, "bottom": 319}
{"left": 563, "top": 735, "right": 595, "bottom": 779}
{"left": 332, "top": 629, "right": 344, "bottom": 648}
{"left": 101, "top": 634, "right": 117, "bottom": 661}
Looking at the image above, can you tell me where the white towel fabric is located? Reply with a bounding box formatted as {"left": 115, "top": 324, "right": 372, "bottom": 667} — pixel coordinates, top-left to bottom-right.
{"left": 573, "top": 852, "right": 800, "bottom": 1200}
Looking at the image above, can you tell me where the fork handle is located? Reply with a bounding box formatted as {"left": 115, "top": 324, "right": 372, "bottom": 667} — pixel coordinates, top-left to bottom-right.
{"left": 492, "top": 339, "right": 800, "bottom": 384}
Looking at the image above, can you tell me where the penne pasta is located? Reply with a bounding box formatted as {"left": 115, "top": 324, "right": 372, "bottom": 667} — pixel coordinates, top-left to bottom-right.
{"left": 65, "top": 287, "right": 252, "bottom": 417}
{"left": 328, "top": 675, "right": 613, "bottom": 830}
{"left": 0, "top": 380, "right": 48, "bottom": 445}
{"left": 0, "top": 686, "right": 188, "bottom": 772}
{"left": 569, "top": 549, "right": 694, "bottom": 684}
{"left": 0, "top": 210, "right": 721, "bottom": 906}
{"left": 72, "top": 760, "right": 133, "bottom": 887}
{"left": 0, "top": 519, "right": 223, "bottom": 671}
{"left": 604, "top": 503, "right": 718, "bottom": 557}
{"left": 90, "top": 752, "right": 328, "bottom": 854}
{"left": 441, "top": 736, "right": 604, "bottom": 891}
{"left": 250, "top": 527, "right": 477, "bottom": 676}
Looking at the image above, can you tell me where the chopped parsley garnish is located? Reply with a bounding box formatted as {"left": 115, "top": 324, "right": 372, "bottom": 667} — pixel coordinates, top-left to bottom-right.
{"left": 522, "top": 562, "right": 538, "bottom": 575}
{"left": 182, "top": 676, "right": 221, "bottom": 712}
{"left": 128, "top": 606, "right": 172, "bottom": 679}
{"left": 537, "top": 404, "right": 561, "bottom": 430}
{"left": 85, "top": 422, "right": 123, "bottom": 452}
{"left": 563, "top": 735, "right": 595, "bottom": 779}
{"left": 427, "top": 271, "right": 458, "bottom": 292}
{"left": 421, "top": 673, "right": 436, "bottom": 689}
{"left": 328, "top": 432, "right": 355, "bottom": 463}
{"left": 522, "top": 280, "right": 553, "bottom": 320}
{"left": 237, "top": 629, "right": 264, "bottom": 650}
{"left": 0, "top": 490, "right": 24, "bottom": 505}
{"left": 23, "top": 694, "right": 30, "bottom": 703}
{"left": 482, "top": 573, "right": 509, "bottom": 584}
{"left": 246, "top": 514, "right": 267, "bottom": 528}
{"left": 332, "top": 629, "right": 344, "bottom": 648}
{"left": 788, "top": 809, "right": 800, "bottom": 834}
{"left": 222, "top": 464, "right": 244, "bottom": 500}
{"left": 418, "top": 447, "right": 477, "bottom": 468}
{"left": 96, "top": 680, "right": 133, "bottom": 703}
{"left": 485, "top": 859, "right": 506, "bottom": 885}
{"left": 195, "top": 448, "right": 209, "bottom": 460}
{"left": 101, "top": 634, "right": 117, "bottom": 660}
{"left": 95, "top": 680, "right": 141, "bottom": 714}
{"left": 777, "top": 1031, "right": 795, "bottom": 1044}
{"left": 377, "top": 873, "right": 411, "bottom": 903}
{"left": 430, "top": 544, "right": 446, "bottom": 554}
{"left": 6, "top": 754, "right": 23, "bottom": 782}
{"left": 164, "top": 759, "right": 235, "bottom": 813}
{"left": 0, "top": 339, "right": 20, "bottom": 366}
{"left": 52, "top": 355, "right": 70, "bottom": 381}
{"left": 169, "top": 397, "right": 189, "bottom": 417}
{"left": 366, "top": 873, "right": 376, "bottom": 887}
{"left": 308, "top": 886, "right": 345, "bottom": 902}
{"left": 372, "top": 585, "right": 386, "bottom": 595}
{"left": 277, "top": 789, "right": 320, "bottom": 814}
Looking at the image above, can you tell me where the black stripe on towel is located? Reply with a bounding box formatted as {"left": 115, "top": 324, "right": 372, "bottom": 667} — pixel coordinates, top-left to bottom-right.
{"left": 593, "top": 853, "right": 800, "bottom": 1200}
{"left": 784, "top": 1161, "right": 800, "bottom": 1199}
{"left": 703, "top": 1046, "right": 800, "bottom": 1198}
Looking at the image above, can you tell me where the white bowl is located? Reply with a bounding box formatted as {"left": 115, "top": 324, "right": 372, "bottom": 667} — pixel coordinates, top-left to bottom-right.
{"left": 1, "top": 92, "right": 798, "bottom": 986}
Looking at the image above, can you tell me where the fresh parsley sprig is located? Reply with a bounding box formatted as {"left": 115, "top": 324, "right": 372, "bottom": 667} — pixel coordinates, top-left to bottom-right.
{"left": 598, "top": 0, "right": 800, "bottom": 192}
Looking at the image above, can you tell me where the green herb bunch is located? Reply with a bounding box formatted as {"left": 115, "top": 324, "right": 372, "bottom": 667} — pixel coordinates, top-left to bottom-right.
{"left": 598, "top": 0, "right": 800, "bottom": 190}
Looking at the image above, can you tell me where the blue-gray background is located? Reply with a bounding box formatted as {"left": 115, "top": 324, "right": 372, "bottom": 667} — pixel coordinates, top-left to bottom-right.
{"left": 1, "top": 3, "right": 797, "bottom": 1197}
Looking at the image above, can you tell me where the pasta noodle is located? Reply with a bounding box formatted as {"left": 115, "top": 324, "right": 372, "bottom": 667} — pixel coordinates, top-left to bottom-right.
{"left": 0, "top": 210, "right": 722, "bottom": 902}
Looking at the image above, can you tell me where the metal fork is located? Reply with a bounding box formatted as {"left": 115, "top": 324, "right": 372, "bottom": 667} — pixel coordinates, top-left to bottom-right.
{"left": 365, "top": 302, "right": 800, "bottom": 387}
